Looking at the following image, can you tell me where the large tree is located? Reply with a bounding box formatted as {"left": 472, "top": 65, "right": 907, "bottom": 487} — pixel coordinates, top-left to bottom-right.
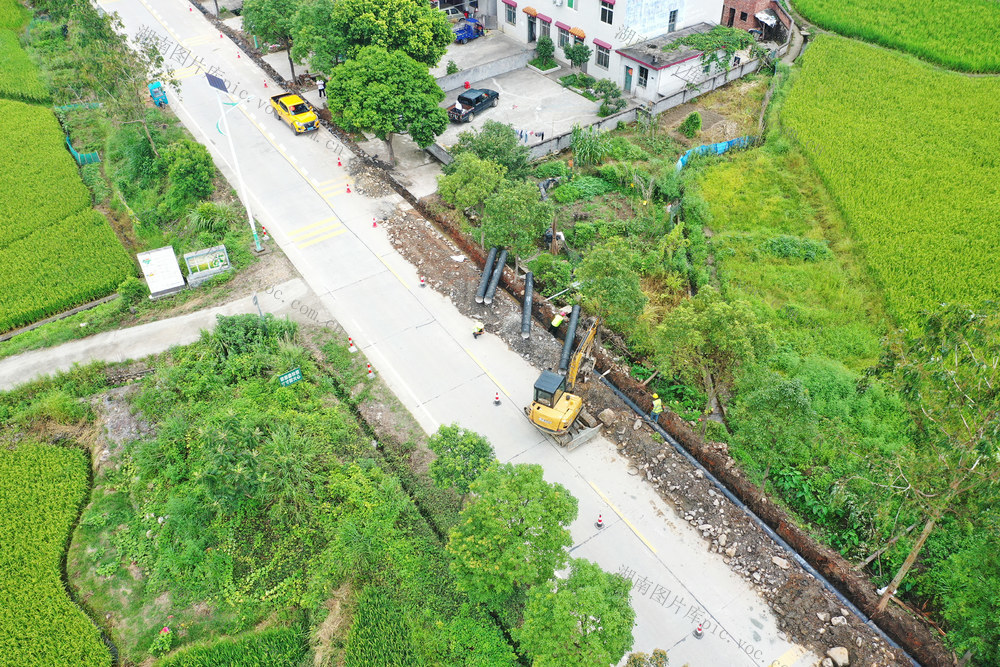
{"left": 577, "top": 238, "right": 648, "bottom": 337}
{"left": 242, "top": 0, "right": 302, "bottom": 81}
{"left": 447, "top": 463, "right": 578, "bottom": 612}
{"left": 325, "top": 46, "right": 448, "bottom": 163}
{"left": 653, "top": 287, "right": 774, "bottom": 419}
{"left": 516, "top": 559, "right": 635, "bottom": 667}
{"left": 437, "top": 153, "right": 507, "bottom": 219}
{"left": 873, "top": 301, "right": 1000, "bottom": 615}
{"left": 481, "top": 181, "right": 554, "bottom": 257}
{"left": 293, "top": 0, "right": 452, "bottom": 71}
{"left": 427, "top": 423, "right": 497, "bottom": 501}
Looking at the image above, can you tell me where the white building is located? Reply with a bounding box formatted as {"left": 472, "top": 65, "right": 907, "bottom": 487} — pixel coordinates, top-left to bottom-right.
{"left": 487, "top": 0, "right": 725, "bottom": 100}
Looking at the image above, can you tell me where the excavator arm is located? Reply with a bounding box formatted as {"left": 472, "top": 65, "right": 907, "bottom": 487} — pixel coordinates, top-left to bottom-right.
{"left": 566, "top": 318, "right": 599, "bottom": 391}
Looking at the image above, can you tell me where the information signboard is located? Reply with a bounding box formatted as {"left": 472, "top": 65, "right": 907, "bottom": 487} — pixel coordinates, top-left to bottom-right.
{"left": 137, "top": 247, "right": 185, "bottom": 298}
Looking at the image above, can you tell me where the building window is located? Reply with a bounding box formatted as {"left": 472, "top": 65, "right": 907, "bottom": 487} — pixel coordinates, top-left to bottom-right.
{"left": 574, "top": 34, "right": 583, "bottom": 45}
{"left": 638, "top": 65, "right": 648, "bottom": 87}
{"left": 600, "top": 0, "right": 613, "bottom": 24}
{"left": 505, "top": 3, "right": 516, "bottom": 25}
{"left": 668, "top": 9, "right": 677, "bottom": 32}
{"left": 740, "top": 11, "right": 748, "bottom": 21}
{"left": 596, "top": 44, "right": 610, "bottom": 68}
{"left": 558, "top": 26, "right": 570, "bottom": 48}
{"left": 540, "top": 21, "right": 550, "bottom": 40}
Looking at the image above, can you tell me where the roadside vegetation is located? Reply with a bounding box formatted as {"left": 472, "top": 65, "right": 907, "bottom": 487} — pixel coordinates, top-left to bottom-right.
{"left": 435, "top": 55, "right": 1000, "bottom": 660}
{"left": 1, "top": 315, "right": 635, "bottom": 665}
{"left": 791, "top": 0, "right": 1000, "bottom": 72}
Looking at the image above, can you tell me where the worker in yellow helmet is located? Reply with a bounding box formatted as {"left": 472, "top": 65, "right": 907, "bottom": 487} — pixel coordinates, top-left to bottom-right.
{"left": 650, "top": 393, "right": 663, "bottom": 422}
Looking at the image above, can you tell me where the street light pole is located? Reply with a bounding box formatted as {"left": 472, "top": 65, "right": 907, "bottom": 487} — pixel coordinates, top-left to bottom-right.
{"left": 207, "top": 73, "right": 262, "bottom": 252}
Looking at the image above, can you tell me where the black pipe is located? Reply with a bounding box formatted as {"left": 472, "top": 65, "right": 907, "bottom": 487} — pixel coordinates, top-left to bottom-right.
{"left": 521, "top": 272, "right": 533, "bottom": 339}
{"left": 483, "top": 249, "right": 507, "bottom": 305}
{"left": 557, "top": 304, "right": 580, "bottom": 373}
{"left": 475, "top": 247, "right": 498, "bottom": 304}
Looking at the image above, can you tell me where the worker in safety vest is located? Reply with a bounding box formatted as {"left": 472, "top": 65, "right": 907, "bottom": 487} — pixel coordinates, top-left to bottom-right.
{"left": 650, "top": 393, "right": 663, "bottom": 422}
{"left": 473, "top": 322, "right": 484, "bottom": 339}
{"left": 549, "top": 306, "right": 571, "bottom": 333}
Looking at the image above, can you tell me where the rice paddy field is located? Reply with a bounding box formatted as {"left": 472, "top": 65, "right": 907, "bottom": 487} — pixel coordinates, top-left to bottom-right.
{"left": 791, "top": 0, "right": 1000, "bottom": 72}
{"left": 780, "top": 35, "right": 1000, "bottom": 325}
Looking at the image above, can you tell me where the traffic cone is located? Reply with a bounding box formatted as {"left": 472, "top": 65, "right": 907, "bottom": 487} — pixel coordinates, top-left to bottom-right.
{"left": 693, "top": 623, "right": 704, "bottom": 639}
{"left": 493, "top": 392, "right": 501, "bottom": 406}
{"left": 596, "top": 514, "right": 604, "bottom": 529}
{"left": 348, "top": 337, "right": 357, "bottom": 353}
{"left": 346, "top": 184, "right": 351, "bottom": 194}
{"left": 367, "top": 363, "right": 375, "bottom": 379}
{"left": 220, "top": 33, "right": 224, "bottom": 39}
{"left": 372, "top": 217, "right": 377, "bottom": 228}
{"left": 420, "top": 276, "right": 426, "bottom": 287}
{"left": 237, "top": 51, "right": 241, "bottom": 58}
{"left": 337, "top": 156, "right": 342, "bottom": 167}
{"left": 260, "top": 226, "right": 270, "bottom": 240}
{"left": 263, "top": 79, "right": 268, "bottom": 88}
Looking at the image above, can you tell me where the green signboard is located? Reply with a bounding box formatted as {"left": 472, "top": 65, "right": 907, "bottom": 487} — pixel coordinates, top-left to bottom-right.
{"left": 278, "top": 367, "right": 302, "bottom": 387}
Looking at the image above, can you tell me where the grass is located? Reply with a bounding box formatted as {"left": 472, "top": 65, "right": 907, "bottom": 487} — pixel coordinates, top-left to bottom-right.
{"left": 0, "top": 442, "right": 111, "bottom": 666}
{"left": 780, "top": 35, "right": 1000, "bottom": 325}
{"left": 690, "top": 150, "right": 887, "bottom": 370}
{"left": 791, "top": 0, "right": 1000, "bottom": 72}
{"left": 0, "top": 28, "right": 50, "bottom": 103}
{"left": 528, "top": 56, "right": 557, "bottom": 71}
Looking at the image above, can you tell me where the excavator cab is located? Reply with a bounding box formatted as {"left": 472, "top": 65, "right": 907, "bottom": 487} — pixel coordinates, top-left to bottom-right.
{"left": 528, "top": 370, "right": 584, "bottom": 435}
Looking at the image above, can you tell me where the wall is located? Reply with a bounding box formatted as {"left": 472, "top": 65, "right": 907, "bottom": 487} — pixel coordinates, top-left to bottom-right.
{"left": 435, "top": 49, "right": 534, "bottom": 91}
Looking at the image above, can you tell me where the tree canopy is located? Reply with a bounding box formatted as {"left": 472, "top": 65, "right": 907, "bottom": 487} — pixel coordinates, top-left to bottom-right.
{"left": 481, "top": 180, "right": 554, "bottom": 257}
{"left": 577, "top": 238, "right": 648, "bottom": 337}
{"left": 325, "top": 46, "right": 448, "bottom": 150}
{"left": 517, "top": 559, "right": 635, "bottom": 667}
{"left": 293, "top": 0, "right": 452, "bottom": 71}
{"left": 450, "top": 121, "right": 532, "bottom": 180}
{"left": 427, "top": 423, "right": 497, "bottom": 498}
{"left": 447, "top": 463, "right": 578, "bottom": 611}
{"left": 242, "top": 0, "right": 302, "bottom": 79}
{"left": 437, "top": 153, "right": 507, "bottom": 216}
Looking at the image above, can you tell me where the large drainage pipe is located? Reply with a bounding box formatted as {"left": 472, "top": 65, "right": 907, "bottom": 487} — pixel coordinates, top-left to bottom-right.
{"left": 557, "top": 304, "right": 581, "bottom": 373}
{"left": 483, "top": 249, "right": 508, "bottom": 305}
{"left": 521, "top": 272, "right": 534, "bottom": 339}
{"left": 475, "top": 247, "right": 498, "bottom": 304}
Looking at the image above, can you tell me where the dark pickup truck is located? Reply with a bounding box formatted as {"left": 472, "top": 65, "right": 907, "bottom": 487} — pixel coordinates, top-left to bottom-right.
{"left": 447, "top": 88, "right": 499, "bottom": 123}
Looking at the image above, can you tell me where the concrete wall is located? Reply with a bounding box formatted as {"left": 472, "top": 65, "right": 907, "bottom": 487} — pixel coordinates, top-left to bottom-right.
{"left": 435, "top": 49, "right": 533, "bottom": 91}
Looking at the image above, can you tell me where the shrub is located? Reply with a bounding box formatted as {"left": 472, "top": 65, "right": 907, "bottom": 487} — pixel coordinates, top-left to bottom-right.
{"left": 446, "top": 59, "right": 459, "bottom": 75}
{"left": 118, "top": 276, "right": 149, "bottom": 306}
{"left": 535, "top": 35, "right": 555, "bottom": 62}
{"left": 563, "top": 42, "right": 592, "bottom": 70}
{"left": 149, "top": 626, "right": 174, "bottom": 657}
{"left": 450, "top": 120, "right": 531, "bottom": 179}
{"left": 534, "top": 160, "right": 569, "bottom": 179}
{"left": 566, "top": 221, "right": 597, "bottom": 248}
{"left": 594, "top": 79, "right": 625, "bottom": 115}
{"left": 345, "top": 586, "right": 417, "bottom": 666}
{"left": 165, "top": 139, "right": 215, "bottom": 210}
{"left": 551, "top": 176, "right": 611, "bottom": 203}
{"left": 527, "top": 253, "right": 573, "bottom": 296}
{"left": 761, "top": 235, "right": 833, "bottom": 262}
{"left": 186, "top": 201, "right": 242, "bottom": 234}
{"left": 604, "top": 136, "right": 649, "bottom": 162}
{"left": 678, "top": 112, "right": 701, "bottom": 138}
{"left": 570, "top": 124, "right": 609, "bottom": 166}
{"left": 80, "top": 163, "right": 110, "bottom": 204}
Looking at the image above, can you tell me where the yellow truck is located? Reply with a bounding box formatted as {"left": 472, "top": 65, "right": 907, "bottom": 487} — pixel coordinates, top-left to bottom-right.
{"left": 270, "top": 93, "right": 319, "bottom": 134}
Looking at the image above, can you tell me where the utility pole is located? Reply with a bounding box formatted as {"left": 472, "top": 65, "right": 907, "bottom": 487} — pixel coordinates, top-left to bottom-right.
{"left": 205, "top": 73, "right": 263, "bottom": 253}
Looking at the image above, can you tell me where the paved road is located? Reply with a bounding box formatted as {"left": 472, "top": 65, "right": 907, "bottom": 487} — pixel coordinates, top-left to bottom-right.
{"left": 51, "top": 2, "right": 818, "bottom": 664}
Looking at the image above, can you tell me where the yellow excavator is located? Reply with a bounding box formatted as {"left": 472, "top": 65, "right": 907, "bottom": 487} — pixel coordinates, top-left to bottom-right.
{"left": 525, "top": 316, "right": 602, "bottom": 450}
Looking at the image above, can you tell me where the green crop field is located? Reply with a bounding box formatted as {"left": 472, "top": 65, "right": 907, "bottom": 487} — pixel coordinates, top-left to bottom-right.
{"left": 0, "top": 0, "right": 27, "bottom": 30}
{"left": 0, "top": 99, "right": 92, "bottom": 249}
{"left": 0, "top": 29, "right": 50, "bottom": 104}
{"left": 780, "top": 35, "right": 1000, "bottom": 325}
{"left": 0, "top": 442, "right": 111, "bottom": 667}
{"left": 0, "top": 209, "right": 134, "bottom": 332}
{"left": 791, "top": 0, "right": 1000, "bottom": 72}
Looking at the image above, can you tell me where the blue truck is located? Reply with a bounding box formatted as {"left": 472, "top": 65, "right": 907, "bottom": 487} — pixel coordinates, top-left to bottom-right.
{"left": 453, "top": 17, "right": 484, "bottom": 44}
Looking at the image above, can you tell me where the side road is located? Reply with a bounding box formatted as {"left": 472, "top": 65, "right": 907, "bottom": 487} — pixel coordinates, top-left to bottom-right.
{"left": 0, "top": 279, "right": 320, "bottom": 391}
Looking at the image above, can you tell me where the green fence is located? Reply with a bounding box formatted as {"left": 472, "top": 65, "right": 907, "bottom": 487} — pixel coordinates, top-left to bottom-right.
{"left": 65, "top": 135, "right": 99, "bottom": 165}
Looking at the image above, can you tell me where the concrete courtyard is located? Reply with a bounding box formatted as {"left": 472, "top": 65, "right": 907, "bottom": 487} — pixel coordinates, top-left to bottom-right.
{"left": 429, "top": 29, "right": 528, "bottom": 78}
{"left": 438, "top": 67, "right": 601, "bottom": 150}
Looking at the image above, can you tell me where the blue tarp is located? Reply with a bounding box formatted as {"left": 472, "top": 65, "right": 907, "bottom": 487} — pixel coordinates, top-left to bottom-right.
{"left": 675, "top": 136, "right": 756, "bottom": 172}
